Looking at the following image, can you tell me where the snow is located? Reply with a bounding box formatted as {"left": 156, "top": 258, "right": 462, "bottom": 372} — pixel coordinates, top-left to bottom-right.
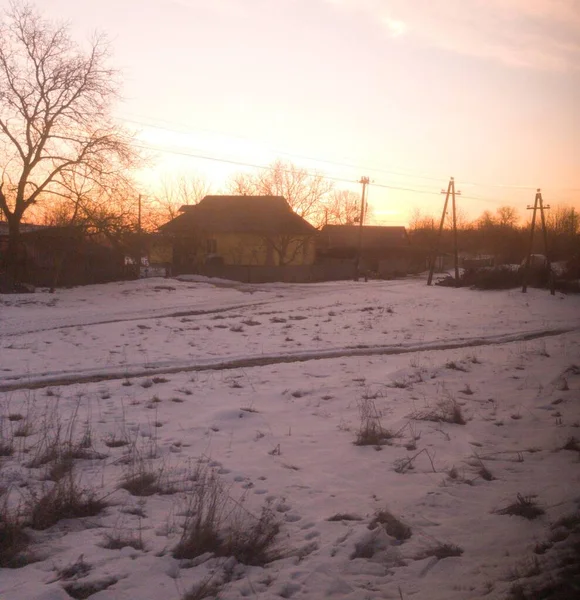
{"left": 1, "top": 276, "right": 579, "bottom": 600}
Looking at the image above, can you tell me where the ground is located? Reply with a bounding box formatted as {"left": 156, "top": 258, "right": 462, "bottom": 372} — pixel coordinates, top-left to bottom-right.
{"left": 0, "top": 276, "right": 579, "bottom": 600}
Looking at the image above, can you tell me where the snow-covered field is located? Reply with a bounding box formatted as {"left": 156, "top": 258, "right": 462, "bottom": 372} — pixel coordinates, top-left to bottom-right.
{"left": 1, "top": 276, "right": 579, "bottom": 600}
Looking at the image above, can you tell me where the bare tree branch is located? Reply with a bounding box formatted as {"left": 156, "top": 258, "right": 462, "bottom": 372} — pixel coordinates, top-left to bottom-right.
{"left": 0, "top": 2, "right": 140, "bottom": 283}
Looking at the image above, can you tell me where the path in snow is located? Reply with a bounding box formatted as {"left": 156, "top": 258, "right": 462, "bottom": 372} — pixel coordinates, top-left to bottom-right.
{"left": 1, "top": 325, "right": 574, "bottom": 391}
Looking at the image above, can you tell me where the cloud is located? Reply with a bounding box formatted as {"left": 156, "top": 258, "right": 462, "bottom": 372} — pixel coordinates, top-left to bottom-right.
{"left": 326, "top": 0, "right": 580, "bottom": 71}
{"left": 381, "top": 16, "right": 407, "bottom": 37}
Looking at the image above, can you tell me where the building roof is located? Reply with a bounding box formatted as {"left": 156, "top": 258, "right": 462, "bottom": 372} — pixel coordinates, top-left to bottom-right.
{"left": 159, "top": 195, "right": 317, "bottom": 236}
{"left": 318, "top": 224, "right": 409, "bottom": 249}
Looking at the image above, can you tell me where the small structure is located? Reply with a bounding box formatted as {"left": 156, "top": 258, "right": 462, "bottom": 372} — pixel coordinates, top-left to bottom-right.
{"left": 159, "top": 195, "right": 317, "bottom": 280}
{"left": 317, "top": 224, "right": 416, "bottom": 278}
{"left": 0, "top": 223, "right": 126, "bottom": 288}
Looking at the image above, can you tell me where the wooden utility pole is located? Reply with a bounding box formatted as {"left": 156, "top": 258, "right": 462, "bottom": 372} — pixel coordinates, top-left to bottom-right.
{"left": 137, "top": 194, "right": 142, "bottom": 277}
{"left": 427, "top": 177, "right": 461, "bottom": 285}
{"left": 355, "top": 176, "right": 370, "bottom": 281}
{"left": 451, "top": 181, "right": 460, "bottom": 283}
{"left": 522, "top": 189, "right": 554, "bottom": 295}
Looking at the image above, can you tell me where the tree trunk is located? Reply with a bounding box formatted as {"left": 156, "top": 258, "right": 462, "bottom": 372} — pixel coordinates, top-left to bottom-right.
{"left": 4, "top": 215, "right": 22, "bottom": 290}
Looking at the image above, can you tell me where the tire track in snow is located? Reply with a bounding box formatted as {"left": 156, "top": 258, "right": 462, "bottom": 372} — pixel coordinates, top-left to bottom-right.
{"left": 0, "top": 326, "right": 575, "bottom": 392}
{"left": 0, "top": 300, "right": 271, "bottom": 337}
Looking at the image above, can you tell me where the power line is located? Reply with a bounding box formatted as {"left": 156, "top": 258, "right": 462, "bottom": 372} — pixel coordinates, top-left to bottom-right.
{"left": 118, "top": 113, "right": 450, "bottom": 185}
{"left": 134, "top": 139, "right": 578, "bottom": 209}
{"left": 133, "top": 141, "right": 458, "bottom": 198}
{"left": 118, "top": 111, "right": 580, "bottom": 194}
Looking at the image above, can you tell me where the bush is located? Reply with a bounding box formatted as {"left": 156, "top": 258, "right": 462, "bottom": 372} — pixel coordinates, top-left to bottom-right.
{"left": 437, "top": 265, "right": 554, "bottom": 290}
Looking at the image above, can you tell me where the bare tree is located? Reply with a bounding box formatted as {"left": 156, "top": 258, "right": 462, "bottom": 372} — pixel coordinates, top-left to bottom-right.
{"left": 323, "top": 189, "right": 361, "bottom": 225}
{"left": 0, "top": 3, "right": 137, "bottom": 285}
{"left": 475, "top": 210, "right": 496, "bottom": 229}
{"left": 496, "top": 205, "right": 519, "bottom": 228}
{"left": 408, "top": 208, "right": 436, "bottom": 232}
{"left": 36, "top": 169, "right": 138, "bottom": 243}
{"left": 408, "top": 208, "right": 438, "bottom": 249}
{"left": 546, "top": 204, "right": 580, "bottom": 236}
{"left": 148, "top": 173, "right": 211, "bottom": 229}
{"left": 228, "top": 159, "right": 333, "bottom": 227}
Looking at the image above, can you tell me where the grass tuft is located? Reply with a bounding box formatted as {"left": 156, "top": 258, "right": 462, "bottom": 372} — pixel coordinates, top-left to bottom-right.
{"left": 173, "top": 464, "right": 281, "bottom": 566}
{"left": 26, "top": 474, "right": 107, "bottom": 530}
{"left": 370, "top": 510, "right": 412, "bottom": 541}
{"left": 63, "top": 577, "right": 119, "bottom": 599}
{"left": 416, "top": 543, "right": 464, "bottom": 560}
{"left": 0, "top": 495, "right": 30, "bottom": 568}
{"left": 413, "top": 397, "right": 465, "bottom": 425}
{"left": 354, "top": 397, "right": 396, "bottom": 447}
{"left": 496, "top": 494, "right": 545, "bottom": 520}
{"left": 326, "top": 513, "right": 363, "bottom": 522}
{"left": 102, "top": 530, "right": 145, "bottom": 551}
{"left": 562, "top": 437, "right": 579, "bottom": 451}
{"left": 120, "top": 471, "right": 161, "bottom": 497}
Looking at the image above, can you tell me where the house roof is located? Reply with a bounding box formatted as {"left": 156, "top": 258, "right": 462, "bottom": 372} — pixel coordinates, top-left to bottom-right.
{"left": 159, "top": 195, "right": 317, "bottom": 236}
{"left": 318, "top": 224, "right": 409, "bottom": 249}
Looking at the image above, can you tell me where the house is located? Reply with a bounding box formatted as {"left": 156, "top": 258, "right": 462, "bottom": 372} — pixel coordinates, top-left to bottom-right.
{"left": 317, "top": 224, "right": 417, "bottom": 277}
{"left": 159, "top": 195, "right": 317, "bottom": 276}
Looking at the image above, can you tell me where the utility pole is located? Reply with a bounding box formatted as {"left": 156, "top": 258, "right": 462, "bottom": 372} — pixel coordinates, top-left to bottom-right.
{"left": 137, "top": 194, "right": 142, "bottom": 277}
{"left": 522, "top": 189, "right": 554, "bottom": 295}
{"left": 427, "top": 177, "right": 461, "bottom": 285}
{"left": 451, "top": 180, "right": 461, "bottom": 283}
{"left": 355, "top": 176, "right": 370, "bottom": 281}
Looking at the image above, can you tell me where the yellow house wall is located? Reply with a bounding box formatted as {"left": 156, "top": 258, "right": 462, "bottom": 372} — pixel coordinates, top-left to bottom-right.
{"left": 209, "top": 233, "right": 315, "bottom": 266}
{"left": 149, "top": 239, "right": 173, "bottom": 264}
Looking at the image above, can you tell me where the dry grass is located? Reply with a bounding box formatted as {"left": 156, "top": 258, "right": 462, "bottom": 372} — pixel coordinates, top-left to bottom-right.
{"left": 120, "top": 470, "right": 161, "bottom": 497}
{"left": 63, "top": 576, "right": 119, "bottom": 599}
{"left": 173, "top": 464, "right": 281, "bottom": 566}
{"left": 102, "top": 530, "right": 145, "bottom": 551}
{"left": 25, "top": 473, "right": 107, "bottom": 530}
{"left": 354, "top": 397, "right": 396, "bottom": 447}
{"left": 415, "top": 543, "right": 464, "bottom": 560}
{"left": 496, "top": 494, "right": 545, "bottom": 520}
{"left": 0, "top": 495, "right": 30, "bottom": 568}
{"left": 412, "top": 397, "right": 466, "bottom": 425}
{"left": 369, "top": 509, "right": 412, "bottom": 541}
{"left": 327, "top": 513, "right": 363, "bottom": 522}
{"left": 562, "top": 437, "right": 579, "bottom": 452}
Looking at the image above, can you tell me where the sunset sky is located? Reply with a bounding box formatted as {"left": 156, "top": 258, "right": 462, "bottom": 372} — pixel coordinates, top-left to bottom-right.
{"left": 24, "top": 0, "right": 580, "bottom": 224}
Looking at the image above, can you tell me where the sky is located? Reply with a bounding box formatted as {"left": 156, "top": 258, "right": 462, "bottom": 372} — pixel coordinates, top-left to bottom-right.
{"left": 9, "top": 0, "right": 580, "bottom": 225}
